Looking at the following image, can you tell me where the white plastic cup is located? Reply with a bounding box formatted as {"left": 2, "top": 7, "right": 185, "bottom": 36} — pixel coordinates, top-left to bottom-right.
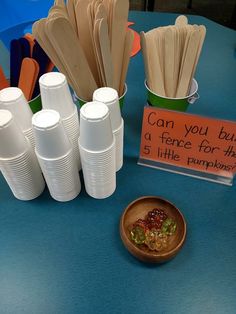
{"left": 36, "top": 150, "right": 81, "bottom": 202}
{"left": 0, "top": 145, "right": 45, "bottom": 201}
{"left": 80, "top": 101, "right": 113, "bottom": 151}
{"left": 32, "top": 109, "right": 72, "bottom": 159}
{"left": 62, "top": 107, "right": 81, "bottom": 169}
{"left": 93, "top": 87, "right": 123, "bottom": 171}
{"left": 39, "top": 72, "right": 75, "bottom": 119}
{"left": 0, "top": 87, "right": 33, "bottom": 131}
{"left": 79, "top": 139, "right": 116, "bottom": 199}
{"left": 0, "top": 110, "right": 29, "bottom": 158}
{"left": 62, "top": 107, "right": 80, "bottom": 136}
{"left": 113, "top": 118, "right": 124, "bottom": 171}
{"left": 1, "top": 167, "right": 45, "bottom": 200}
{"left": 23, "top": 128, "right": 35, "bottom": 149}
{"left": 39, "top": 74, "right": 81, "bottom": 169}
{"left": 93, "top": 87, "right": 122, "bottom": 130}
{"left": 78, "top": 140, "right": 115, "bottom": 161}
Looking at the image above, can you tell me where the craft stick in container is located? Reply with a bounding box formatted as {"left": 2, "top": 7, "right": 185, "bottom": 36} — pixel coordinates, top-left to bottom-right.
{"left": 176, "top": 29, "right": 201, "bottom": 97}
{"left": 75, "top": 0, "right": 100, "bottom": 86}
{"left": 188, "top": 25, "right": 206, "bottom": 90}
{"left": 49, "top": 4, "right": 69, "bottom": 20}
{"left": 175, "top": 15, "right": 188, "bottom": 26}
{"left": 94, "top": 19, "right": 106, "bottom": 86}
{"left": 146, "top": 31, "right": 165, "bottom": 96}
{"left": 111, "top": 0, "right": 129, "bottom": 91}
{"left": 46, "top": 16, "right": 97, "bottom": 100}
{"left": 119, "top": 29, "right": 133, "bottom": 95}
{"left": 66, "top": 0, "right": 78, "bottom": 35}
{"left": 98, "top": 18, "right": 113, "bottom": 87}
{"left": 54, "top": 0, "right": 67, "bottom": 7}
{"left": 141, "top": 15, "right": 206, "bottom": 99}
{"left": 164, "top": 27, "right": 175, "bottom": 97}
{"left": 32, "top": 19, "right": 76, "bottom": 92}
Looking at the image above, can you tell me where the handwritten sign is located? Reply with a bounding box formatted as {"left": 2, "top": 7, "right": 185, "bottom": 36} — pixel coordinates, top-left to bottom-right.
{"left": 139, "top": 107, "right": 236, "bottom": 181}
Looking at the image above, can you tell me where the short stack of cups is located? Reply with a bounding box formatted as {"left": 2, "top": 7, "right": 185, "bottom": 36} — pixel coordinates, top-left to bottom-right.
{"left": 0, "top": 109, "right": 45, "bottom": 200}
{"left": 79, "top": 102, "right": 116, "bottom": 199}
{"left": 93, "top": 87, "right": 124, "bottom": 171}
{"left": 39, "top": 72, "right": 81, "bottom": 170}
{"left": 0, "top": 87, "right": 35, "bottom": 148}
{"left": 32, "top": 109, "right": 81, "bottom": 202}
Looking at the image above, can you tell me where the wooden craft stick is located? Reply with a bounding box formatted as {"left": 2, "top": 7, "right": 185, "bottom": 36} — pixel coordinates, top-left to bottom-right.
{"left": 93, "top": 0, "right": 102, "bottom": 17}
{"left": 111, "top": 0, "right": 129, "bottom": 91}
{"left": 119, "top": 29, "right": 133, "bottom": 95}
{"left": 47, "top": 16, "right": 97, "bottom": 100}
{"left": 178, "top": 26, "right": 192, "bottom": 88}
{"left": 140, "top": 32, "right": 151, "bottom": 87}
{"left": 67, "top": 0, "right": 78, "bottom": 35}
{"left": 176, "top": 29, "right": 201, "bottom": 97}
{"left": 93, "top": 19, "right": 106, "bottom": 86}
{"left": 175, "top": 15, "right": 188, "bottom": 26}
{"left": 155, "top": 28, "right": 164, "bottom": 76}
{"left": 148, "top": 31, "right": 165, "bottom": 96}
{"left": 164, "top": 27, "right": 175, "bottom": 97}
{"left": 189, "top": 25, "right": 206, "bottom": 87}
{"left": 98, "top": 18, "right": 113, "bottom": 87}
{"left": 54, "top": 0, "right": 66, "bottom": 6}
{"left": 76, "top": 0, "right": 100, "bottom": 85}
{"left": 48, "top": 4, "right": 69, "bottom": 20}
{"left": 102, "top": 0, "right": 112, "bottom": 39}
{"left": 173, "top": 27, "right": 181, "bottom": 97}
{"left": 95, "top": 2, "right": 107, "bottom": 20}
{"left": 32, "top": 19, "right": 76, "bottom": 91}
{"left": 107, "top": 0, "right": 114, "bottom": 43}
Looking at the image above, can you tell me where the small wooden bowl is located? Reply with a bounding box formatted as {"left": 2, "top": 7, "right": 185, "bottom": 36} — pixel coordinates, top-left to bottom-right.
{"left": 120, "top": 196, "right": 186, "bottom": 263}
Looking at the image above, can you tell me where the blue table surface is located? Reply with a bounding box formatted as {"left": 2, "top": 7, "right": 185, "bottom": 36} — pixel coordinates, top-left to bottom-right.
{"left": 0, "top": 11, "right": 236, "bottom": 314}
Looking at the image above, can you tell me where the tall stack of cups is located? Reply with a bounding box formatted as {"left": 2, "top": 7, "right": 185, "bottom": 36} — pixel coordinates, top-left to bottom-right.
{"left": 39, "top": 72, "right": 81, "bottom": 169}
{"left": 32, "top": 109, "right": 81, "bottom": 202}
{"left": 0, "top": 87, "right": 35, "bottom": 148}
{"left": 93, "top": 87, "right": 123, "bottom": 171}
{"left": 79, "top": 102, "right": 116, "bottom": 199}
{"left": 0, "top": 110, "right": 45, "bottom": 200}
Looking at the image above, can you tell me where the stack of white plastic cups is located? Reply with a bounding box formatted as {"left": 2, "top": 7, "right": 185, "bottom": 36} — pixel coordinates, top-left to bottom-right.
{"left": 93, "top": 87, "right": 123, "bottom": 171}
{"left": 0, "top": 87, "right": 35, "bottom": 148}
{"left": 39, "top": 72, "right": 81, "bottom": 169}
{"left": 32, "top": 109, "right": 81, "bottom": 202}
{"left": 79, "top": 102, "right": 116, "bottom": 199}
{"left": 0, "top": 109, "right": 45, "bottom": 200}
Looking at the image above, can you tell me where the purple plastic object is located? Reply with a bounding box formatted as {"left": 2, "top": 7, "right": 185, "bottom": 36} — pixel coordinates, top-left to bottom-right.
{"left": 10, "top": 39, "right": 22, "bottom": 86}
{"left": 32, "top": 40, "right": 50, "bottom": 98}
{"left": 19, "top": 37, "right": 31, "bottom": 58}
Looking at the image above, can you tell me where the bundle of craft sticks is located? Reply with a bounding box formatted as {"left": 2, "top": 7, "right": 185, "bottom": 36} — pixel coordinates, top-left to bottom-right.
{"left": 141, "top": 15, "right": 206, "bottom": 98}
{"left": 33, "top": 0, "right": 133, "bottom": 101}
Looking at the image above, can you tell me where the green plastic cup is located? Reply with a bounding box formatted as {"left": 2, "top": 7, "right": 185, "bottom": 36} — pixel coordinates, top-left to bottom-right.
{"left": 118, "top": 84, "right": 127, "bottom": 110}
{"left": 73, "top": 84, "right": 127, "bottom": 110}
{"left": 29, "top": 94, "right": 42, "bottom": 114}
{"left": 145, "top": 79, "right": 199, "bottom": 112}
